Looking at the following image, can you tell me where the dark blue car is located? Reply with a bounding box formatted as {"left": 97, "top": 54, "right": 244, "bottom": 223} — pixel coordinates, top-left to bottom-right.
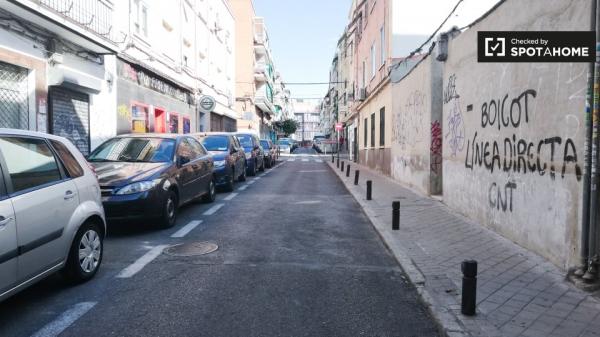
{"left": 236, "top": 133, "right": 265, "bottom": 176}
{"left": 194, "top": 133, "right": 246, "bottom": 191}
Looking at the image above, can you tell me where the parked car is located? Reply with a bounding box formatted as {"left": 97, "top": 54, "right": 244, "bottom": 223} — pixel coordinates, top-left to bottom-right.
{"left": 260, "top": 139, "right": 276, "bottom": 168}
{"left": 195, "top": 132, "right": 246, "bottom": 191}
{"left": 235, "top": 133, "right": 264, "bottom": 176}
{"left": 0, "top": 129, "right": 106, "bottom": 302}
{"left": 88, "top": 134, "right": 215, "bottom": 229}
{"left": 277, "top": 138, "right": 292, "bottom": 154}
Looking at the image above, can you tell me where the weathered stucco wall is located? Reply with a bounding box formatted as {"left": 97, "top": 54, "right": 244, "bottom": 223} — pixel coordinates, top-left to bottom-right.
{"left": 391, "top": 55, "right": 443, "bottom": 195}
{"left": 442, "top": 0, "right": 592, "bottom": 268}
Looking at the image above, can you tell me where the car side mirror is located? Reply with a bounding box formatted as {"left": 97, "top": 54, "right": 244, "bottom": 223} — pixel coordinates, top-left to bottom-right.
{"left": 178, "top": 156, "right": 190, "bottom": 167}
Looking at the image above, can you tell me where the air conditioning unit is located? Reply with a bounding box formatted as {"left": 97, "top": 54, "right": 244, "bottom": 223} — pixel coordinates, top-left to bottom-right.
{"left": 347, "top": 92, "right": 355, "bottom": 101}
{"left": 358, "top": 88, "right": 367, "bottom": 101}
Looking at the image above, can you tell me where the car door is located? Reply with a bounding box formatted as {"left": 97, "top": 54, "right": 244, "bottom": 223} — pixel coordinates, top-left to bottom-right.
{"left": 0, "top": 163, "right": 17, "bottom": 295}
{"left": 175, "top": 138, "right": 197, "bottom": 202}
{"left": 231, "top": 137, "right": 243, "bottom": 177}
{"left": 187, "top": 137, "right": 211, "bottom": 193}
{"left": 0, "top": 136, "right": 79, "bottom": 282}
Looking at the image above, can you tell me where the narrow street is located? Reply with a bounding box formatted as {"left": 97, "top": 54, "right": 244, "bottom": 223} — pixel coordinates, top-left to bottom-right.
{"left": 0, "top": 151, "right": 438, "bottom": 337}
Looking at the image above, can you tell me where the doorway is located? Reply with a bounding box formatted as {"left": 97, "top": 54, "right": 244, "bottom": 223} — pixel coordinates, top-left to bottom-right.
{"left": 155, "top": 108, "right": 166, "bottom": 133}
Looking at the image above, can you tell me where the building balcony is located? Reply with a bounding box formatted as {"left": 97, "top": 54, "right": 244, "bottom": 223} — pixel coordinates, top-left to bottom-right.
{"left": 1, "top": 0, "right": 118, "bottom": 53}
{"left": 254, "top": 63, "right": 272, "bottom": 83}
{"left": 255, "top": 95, "right": 275, "bottom": 116}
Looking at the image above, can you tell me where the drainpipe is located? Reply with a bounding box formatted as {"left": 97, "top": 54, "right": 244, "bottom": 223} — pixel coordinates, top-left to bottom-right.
{"left": 583, "top": 0, "right": 600, "bottom": 282}
{"left": 576, "top": 0, "right": 598, "bottom": 277}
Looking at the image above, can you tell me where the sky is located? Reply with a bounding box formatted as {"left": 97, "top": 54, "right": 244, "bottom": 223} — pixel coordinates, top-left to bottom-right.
{"left": 253, "top": 0, "right": 352, "bottom": 100}
{"left": 252, "top": 0, "right": 500, "bottom": 101}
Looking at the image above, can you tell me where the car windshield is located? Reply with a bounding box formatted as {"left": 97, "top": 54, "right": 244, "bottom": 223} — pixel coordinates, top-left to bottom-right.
{"left": 202, "top": 136, "right": 229, "bottom": 152}
{"left": 237, "top": 135, "right": 253, "bottom": 148}
{"left": 260, "top": 141, "right": 270, "bottom": 149}
{"left": 88, "top": 137, "right": 175, "bottom": 163}
{"left": 278, "top": 140, "right": 290, "bottom": 146}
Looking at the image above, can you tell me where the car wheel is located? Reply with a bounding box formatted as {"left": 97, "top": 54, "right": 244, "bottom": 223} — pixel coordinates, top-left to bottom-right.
{"left": 62, "top": 220, "right": 103, "bottom": 283}
{"left": 224, "top": 167, "right": 235, "bottom": 192}
{"left": 203, "top": 179, "right": 216, "bottom": 203}
{"left": 259, "top": 159, "right": 265, "bottom": 172}
{"left": 159, "top": 190, "right": 178, "bottom": 229}
{"left": 239, "top": 163, "right": 247, "bottom": 182}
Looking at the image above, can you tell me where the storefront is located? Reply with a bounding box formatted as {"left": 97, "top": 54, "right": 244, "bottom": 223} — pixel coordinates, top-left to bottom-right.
{"left": 210, "top": 111, "right": 237, "bottom": 132}
{"left": 116, "top": 58, "right": 196, "bottom": 135}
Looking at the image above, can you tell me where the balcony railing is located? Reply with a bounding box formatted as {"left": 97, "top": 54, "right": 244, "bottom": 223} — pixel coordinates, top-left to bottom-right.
{"left": 33, "top": 0, "right": 116, "bottom": 43}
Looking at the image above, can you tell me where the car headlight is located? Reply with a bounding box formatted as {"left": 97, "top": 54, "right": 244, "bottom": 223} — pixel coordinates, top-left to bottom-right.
{"left": 115, "top": 179, "right": 161, "bottom": 195}
{"left": 245, "top": 153, "right": 252, "bottom": 160}
{"left": 214, "top": 160, "right": 226, "bottom": 168}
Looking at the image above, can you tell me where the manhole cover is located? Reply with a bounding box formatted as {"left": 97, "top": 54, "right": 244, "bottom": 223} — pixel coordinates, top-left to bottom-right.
{"left": 164, "top": 242, "right": 218, "bottom": 257}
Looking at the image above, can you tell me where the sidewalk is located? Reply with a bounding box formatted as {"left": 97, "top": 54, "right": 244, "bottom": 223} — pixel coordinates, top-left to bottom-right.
{"left": 324, "top": 157, "right": 600, "bottom": 337}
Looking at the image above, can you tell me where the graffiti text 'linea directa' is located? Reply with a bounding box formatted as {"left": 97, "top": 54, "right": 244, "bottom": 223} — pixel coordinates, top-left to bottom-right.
{"left": 464, "top": 89, "right": 582, "bottom": 181}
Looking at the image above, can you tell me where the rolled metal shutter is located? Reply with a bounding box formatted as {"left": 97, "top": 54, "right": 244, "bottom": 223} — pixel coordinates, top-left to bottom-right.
{"left": 50, "top": 87, "right": 90, "bottom": 155}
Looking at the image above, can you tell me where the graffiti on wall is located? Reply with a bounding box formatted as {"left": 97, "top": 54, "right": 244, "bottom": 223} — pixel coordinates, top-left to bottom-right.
{"left": 430, "top": 120, "right": 442, "bottom": 174}
{"left": 461, "top": 87, "right": 582, "bottom": 212}
{"left": 444, "top": 74, "right": 465, "bottom": 156}
{"left": 392, "top": 90, "right": 427, "bottom": 148}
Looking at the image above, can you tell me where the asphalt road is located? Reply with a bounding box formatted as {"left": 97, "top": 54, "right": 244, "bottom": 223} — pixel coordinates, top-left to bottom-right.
{"left": 0, "top": 149, "right": 439, "bottom": 337}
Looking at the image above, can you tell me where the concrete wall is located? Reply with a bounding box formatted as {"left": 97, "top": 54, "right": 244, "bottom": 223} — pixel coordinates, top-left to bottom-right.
{"left": 390, "top": 54, "right": 443, "bottom": 195}
{"left": 441, "top": 0, "right": 592, "bottom": 268}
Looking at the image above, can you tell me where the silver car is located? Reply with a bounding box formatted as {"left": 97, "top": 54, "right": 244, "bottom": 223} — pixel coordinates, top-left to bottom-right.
{"left": 0, "top": 129, "right": 106, "bottom": 301}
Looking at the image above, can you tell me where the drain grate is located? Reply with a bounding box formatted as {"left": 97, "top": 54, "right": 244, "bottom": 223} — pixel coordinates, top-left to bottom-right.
{"left": 164, "top": 242, "right": 218, "bottom": 257}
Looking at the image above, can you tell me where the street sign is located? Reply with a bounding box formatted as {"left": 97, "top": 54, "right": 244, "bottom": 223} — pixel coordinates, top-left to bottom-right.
{"left": 199, "top": 95, "right": 216, "bottom": 113}
{"left": 335, "top": 123, "right": 343, "bottom": 131}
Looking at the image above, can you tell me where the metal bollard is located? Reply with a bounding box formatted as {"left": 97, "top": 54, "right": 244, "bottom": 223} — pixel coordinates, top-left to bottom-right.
{"left": 366, "top": 180, "right": 372, "bottom": 200}
{"left": 341, "top": 161, "right": 345, "bottom": 172}
{"left": 461, "top": 260, "right": 478, "bottom": 316}
{"left": 354, "top": 170, "right": 360, "bottom": 185}
{"left": 346, "top": 164, "right": 351, "bottom": 177}
{"left": 337, "top": 158, "right": 340, "bottom": 168}
{"left": 331, "top": 154, "right": 334, "bottom": 163}
{"left": 392, "top": 201, "right": 400, "bottom": 230}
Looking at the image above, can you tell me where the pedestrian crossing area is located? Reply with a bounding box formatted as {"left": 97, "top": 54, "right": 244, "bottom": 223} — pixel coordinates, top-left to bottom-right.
{"left": 286, "top": 157, "right": 324, "bottom": 163}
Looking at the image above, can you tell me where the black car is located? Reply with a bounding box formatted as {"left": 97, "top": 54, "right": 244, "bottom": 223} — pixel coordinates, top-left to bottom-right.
{"left": 195, "top": 132, "right": 246, "bottom": 191}
{"left": 236, "top": 133, "right": 265, "bottom": 176}
{"left": 88, "top": 134, "right": 216, "bottom": 228}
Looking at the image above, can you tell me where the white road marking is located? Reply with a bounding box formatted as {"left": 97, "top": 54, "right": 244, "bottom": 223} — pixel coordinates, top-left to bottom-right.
{"left": 288, "top": 158, "right": 295, "bottom": 162}
{"left": 171, "top": 220, "right": 203, "bottom": 238}
{"left": 295, "top": 200, "right": 320, "bottom": 205}
{"left": 31, "top": 302, "right": 97, "bottom": 337}
{"left": 315, "top": 159, "right": 323, "bottom": 163}
{"left": 298, "top": 170, "right": 327, "bottom": 173}
{"left": 116, "top": 245, "right": 168, "bottom": 278}
{"left": 223, "top": 192, "right": 238, "bottom": 201}
{"left": 247, "top": 180, "right": 256, "bottom": 185}
{"left": 238, "top": 185, "right": 248, "bottom": 191}
{"left": 254, "top": 176, "right": 262, "bottom": 180}
{"left": 203, "top": 203, "right": 224, "bottom": 216}
{"left": 301, "top": 158, "right": 308, "bottom": 162}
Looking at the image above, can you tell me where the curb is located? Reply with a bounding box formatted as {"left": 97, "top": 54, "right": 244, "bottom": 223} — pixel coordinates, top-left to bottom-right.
{"left": 324, "top": 159, "right": 470, "bottom": 337}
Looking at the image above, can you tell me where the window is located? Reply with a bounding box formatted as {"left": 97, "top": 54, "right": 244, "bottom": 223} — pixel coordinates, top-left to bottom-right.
{"left": 188, "top": 138, "right": 207, "bottom": 156}
{"left": 364, "top": 118, "right": 368, "bottom": 148}
{"left": 380, "top": 26, "right": 385, "bottom": 66}
{"left": 0, "top": 137, "right": 62, "bottom": 193}
{"left": 177, "top": 138, "right": 197, "bottom": 160}
{"left": 370, "top": 113, "right": 375, "bottom": 147}
{"left": 169, "top": 113, "right": 179, "bottom": 134}
{"left": 202, "top": 136, "right": 229, "bottom": 152}
{"left": 370, "top": 43, "right": 376, "bottom": 79}
{"left": 89, "top": 137, "right": 176, "bottom": 163}
{"left": 362, "top": 61, "right": 366, "bottom": 89}
{"left": 133, "top": 0, "right": 148, "bottom": 38}
{"left": 50, "top": 140, "right": 84, "bottom": 178}
{"left": 131, "top": 103, "right": 149, "bottom": 133}
{"left": 379, "top": 107, "right": 385, "bottom": 146}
